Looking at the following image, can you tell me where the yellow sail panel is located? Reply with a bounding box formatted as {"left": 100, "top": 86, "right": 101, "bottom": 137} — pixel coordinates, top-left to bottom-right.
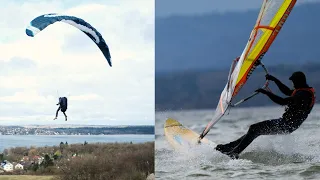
{"left": 235, "top": 0, "right": 296, "bottom": 88}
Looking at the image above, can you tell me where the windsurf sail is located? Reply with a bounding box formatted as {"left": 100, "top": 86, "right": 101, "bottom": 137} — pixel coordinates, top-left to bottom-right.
{"left": 199, "top": 0, "right": 297, "bottom": 139}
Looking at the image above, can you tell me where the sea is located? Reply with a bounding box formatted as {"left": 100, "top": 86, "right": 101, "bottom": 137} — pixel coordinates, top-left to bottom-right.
{"left": 0, "top": 134, "right": 154, "bottom": 151}
{"left": 155, "top": 105, "right": 320, "bottom": 180}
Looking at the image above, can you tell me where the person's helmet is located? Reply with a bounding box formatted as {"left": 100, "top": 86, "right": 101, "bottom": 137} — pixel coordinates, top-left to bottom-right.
{"left": 289, "top": 71, "right": 306, "bottom": 83}
{"left": 289, "top": 71, "right": 307, "bottom": 88}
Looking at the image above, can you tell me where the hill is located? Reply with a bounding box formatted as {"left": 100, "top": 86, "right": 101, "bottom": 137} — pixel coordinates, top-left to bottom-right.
{"left": 156, "top": 63, "right": 320, "bottom": 111}
{"left": 156, "top": 2, "right": 319, "bottom": 73}
{"left": 0, "top": 126, "right": 154, "bottom": 135}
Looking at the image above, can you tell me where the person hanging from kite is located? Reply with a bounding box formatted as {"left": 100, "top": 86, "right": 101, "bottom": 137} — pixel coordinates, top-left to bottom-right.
{"left": 54, "top": 97, "right": 68, "bottom": 121}
{"left": 216, "top": 71, "right": 316, "bottom": 159}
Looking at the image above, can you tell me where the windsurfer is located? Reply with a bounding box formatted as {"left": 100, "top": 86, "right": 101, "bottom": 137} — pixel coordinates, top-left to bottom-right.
{"left": 215, "top": 71, "right": 315, "bottom": 159}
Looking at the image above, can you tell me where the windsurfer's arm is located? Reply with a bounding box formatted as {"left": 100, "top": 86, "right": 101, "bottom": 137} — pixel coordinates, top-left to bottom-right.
{"left": 273, "top": 79, "right": 293, "bottom": 96}
{"left": 263, "top": 90, "right": 305, "bottom": 106}
{"left": 255, "top": 88, "right": 290, "bottom": 105}
{"left": 264, "top": 91, "right": 288, "bottom": 105}
{"left": 266, "top": 74, "right": 293, "bottom": 96}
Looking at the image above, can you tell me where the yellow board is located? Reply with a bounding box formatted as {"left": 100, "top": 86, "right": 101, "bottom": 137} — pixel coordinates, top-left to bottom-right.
{"left": 164, "top": 118, "right": 216, "bottom": 151}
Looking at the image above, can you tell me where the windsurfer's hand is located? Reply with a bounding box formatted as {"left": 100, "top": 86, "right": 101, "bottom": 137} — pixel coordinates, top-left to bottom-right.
{"left": 255, "top": 88, "right": 267, "bottom": 94}
{"left": 265, "top": 74, "right": 276, "bottom": 81}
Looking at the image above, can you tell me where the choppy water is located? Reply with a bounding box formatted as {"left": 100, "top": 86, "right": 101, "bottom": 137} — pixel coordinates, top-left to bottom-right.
{"left": 0, "top": 134, "right": 154, "bottom": 151}
{"left": 155, "top": 105, "right": 320, "bottom": 180}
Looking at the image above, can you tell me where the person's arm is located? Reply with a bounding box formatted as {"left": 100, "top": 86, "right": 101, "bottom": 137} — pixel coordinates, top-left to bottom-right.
{"left": 273, "top": 79, "right": 293, "bottom": 96}
{"left": 266, "top": 74, "right": 293, "bottom": 96}
{"left": 264, "top": 91, "right": 291, "bottom": 105}
{"left": 257, "top": 88, "right": 309, "bottom": 106}
{"left": 256, "top": 88, "right": 292, "bottom": 106}
{"left": 56, "top": 98, "right": 61, "bottom": 105}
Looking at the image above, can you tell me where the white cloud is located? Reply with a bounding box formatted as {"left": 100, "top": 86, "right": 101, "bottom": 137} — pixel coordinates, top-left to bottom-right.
{"left": 0, "top": 0, "right": 154, "bottom": 125}
{"left": 69, "top": 94, "right": 101, "bottom": 101}
{"left": 0, "top": 90, "right": 53, "bottom": 104}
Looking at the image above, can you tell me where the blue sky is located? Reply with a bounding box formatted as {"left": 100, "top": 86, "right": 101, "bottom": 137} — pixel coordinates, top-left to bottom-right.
{"left": 156, "top": 0, "right": 320, "bottom": 18}
{"left": 0, "top": 0, "right": 154, "bottom": 126}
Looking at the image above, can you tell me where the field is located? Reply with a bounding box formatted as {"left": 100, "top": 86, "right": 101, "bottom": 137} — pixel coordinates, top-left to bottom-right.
{"left": 0, "top": 176, "right": 54, "bottom": 180}
{"left": 1, "top": 142, "right": 154, "bottom": 180}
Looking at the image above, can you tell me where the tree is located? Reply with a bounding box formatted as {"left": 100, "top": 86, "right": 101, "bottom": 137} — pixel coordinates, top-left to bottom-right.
{"left": 3, "top": 149, "right": 9, "bottom": 156}
{"left": 53, "top": 150, "right": 62, "bottom": 160}
{"left": 60, "top": 142, "right": 65, "bottom": 153}
{"left": 29, "top": 163, "right": 39, "bottom": 172}
{"left": 28, "top": 149, "right": 38, "bottom": 156}
{"left": 41, "top": 154, "right": 54, "bottom": 168}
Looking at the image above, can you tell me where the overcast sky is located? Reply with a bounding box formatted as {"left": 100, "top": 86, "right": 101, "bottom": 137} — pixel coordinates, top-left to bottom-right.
{"left": 156, "top": 0, "right": 320, "bottom": 18}
{"left": 0, "top": 0, "right": 154, "bottom": 126}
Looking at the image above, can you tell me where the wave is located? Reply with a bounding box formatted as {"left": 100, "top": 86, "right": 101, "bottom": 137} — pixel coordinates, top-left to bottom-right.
{"left": 239, "top": 150, "right": 314, "bottom": 165}
{"left": 299, "top": 165, "right": 320, "bottom": 178}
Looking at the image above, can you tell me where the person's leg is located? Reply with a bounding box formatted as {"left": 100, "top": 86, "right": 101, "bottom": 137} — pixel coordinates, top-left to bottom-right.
{"left": 63, "top": 112, "right": 67, "bottom": 121}
{"left": 216, "top": 134, "right": 246, "bottom": 153}
{"left": 229, "top": 118, "right": 290, "bottom": 157}
{"left": 61, "top": 109, "right": 67, "bottom": 121}
{"left": 54, "top": 107, "right": 61, "bottom": 120}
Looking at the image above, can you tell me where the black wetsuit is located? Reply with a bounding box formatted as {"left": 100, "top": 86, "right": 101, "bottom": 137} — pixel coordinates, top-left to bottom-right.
{"left": 216, "top": 72, "right": 315, "bottom": 158}
{"left": 55, "top": 97, "right": 68, "bottom": 120}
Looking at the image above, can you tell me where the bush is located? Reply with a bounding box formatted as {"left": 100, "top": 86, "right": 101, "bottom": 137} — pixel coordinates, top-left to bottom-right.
{"left": 55, "top": 142, "right": 154, "bottom": 180}
{"left": 1, "top": 142, "right": 154, "bottom": 180}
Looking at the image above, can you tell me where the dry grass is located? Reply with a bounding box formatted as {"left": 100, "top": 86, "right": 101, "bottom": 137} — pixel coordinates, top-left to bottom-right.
{"left": 0, "top": 175, "right": 54, "bottom": 180}
{"left": 55, "top": 142, "right": 154, "bottom": 180}
{"left": 2, "top": 142, "right": 154, "bottom": 180}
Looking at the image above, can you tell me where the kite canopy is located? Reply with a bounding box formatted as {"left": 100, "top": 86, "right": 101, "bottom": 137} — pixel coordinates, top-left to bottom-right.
{"left": 26, "top": 13, "right": 112, "bottom": 67}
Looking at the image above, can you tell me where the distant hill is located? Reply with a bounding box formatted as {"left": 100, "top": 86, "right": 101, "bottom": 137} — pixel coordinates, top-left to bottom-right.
{"left": 155, "top": 63, "right": 320, "bottom": 111}
{"left": 156, "top": 3, "right": 319, "bottom": 73}
{"left": 0, "top": 126, "right": 155, "bottom": 135}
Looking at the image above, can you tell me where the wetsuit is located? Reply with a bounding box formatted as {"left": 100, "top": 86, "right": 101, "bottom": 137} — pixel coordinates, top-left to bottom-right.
{"left": 55, "top": 97, "right": 68, "bottom": 121}
{"left": 216, "top": 72, "right": 315, "bottom": 159}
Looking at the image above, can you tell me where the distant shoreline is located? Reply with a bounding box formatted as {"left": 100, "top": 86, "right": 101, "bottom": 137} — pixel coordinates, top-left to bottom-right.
{"left": 156, "top": 63, "right": 320, "bottom": 111}
{"left": 0, "top": 135, "right": 154, "bottom": 152}
{"left": 0, "top": 126, "right": 155, "bottom": 135}
{"left": 0, "top": 134, "right": 155, "bottom": 136}
{"left": 155, "top": 105, "right": 280, "bottom": 113}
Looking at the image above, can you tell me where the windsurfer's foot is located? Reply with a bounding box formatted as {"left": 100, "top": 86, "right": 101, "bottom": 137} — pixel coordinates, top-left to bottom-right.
{"left": 53, "top": 117, "right": 57, "bottom": 120}
{"left": 226, "top": 151, "right": 239, "bottom": 160}
{"left": 215, "top": 144, "right": 233, "bottom": 153}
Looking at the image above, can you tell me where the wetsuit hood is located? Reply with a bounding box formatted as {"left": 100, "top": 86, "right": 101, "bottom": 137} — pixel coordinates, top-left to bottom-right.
{"left": 289, "top": 71, "right": 308, "bottom": 88}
